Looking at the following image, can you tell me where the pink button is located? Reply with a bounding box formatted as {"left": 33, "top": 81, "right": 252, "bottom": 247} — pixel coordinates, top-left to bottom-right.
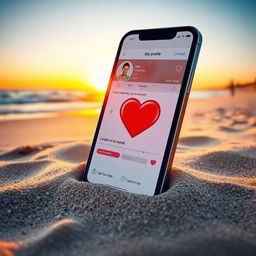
{"left": 97, "top": 148, "right": 120, "bottom": 158}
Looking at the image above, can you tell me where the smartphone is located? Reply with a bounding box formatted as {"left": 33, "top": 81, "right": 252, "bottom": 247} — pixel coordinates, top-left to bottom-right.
{"left": 84, "top": 26, "right": 202, "bottom": 196}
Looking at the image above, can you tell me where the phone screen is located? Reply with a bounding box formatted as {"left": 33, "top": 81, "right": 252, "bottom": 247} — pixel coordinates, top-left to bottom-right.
{"left": 87, "top": 31, "right": 193, "bottom": 195}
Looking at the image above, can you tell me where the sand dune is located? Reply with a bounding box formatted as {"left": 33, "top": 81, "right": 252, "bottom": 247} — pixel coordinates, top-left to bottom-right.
{"left": 0, "top": 88, "right": 256, "bottom": 256}
{"left": 0, "top": 139, "right": 255, "bottom": 255}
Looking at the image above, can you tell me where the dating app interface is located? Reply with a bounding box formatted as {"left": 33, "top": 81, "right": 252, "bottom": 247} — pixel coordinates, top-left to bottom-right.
{"left": 87, "top": 32, "right": 193, "bottom": 195}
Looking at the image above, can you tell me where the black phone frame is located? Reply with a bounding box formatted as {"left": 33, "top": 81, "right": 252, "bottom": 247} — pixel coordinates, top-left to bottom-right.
{"left": 84, "top": 26, "right": 202, "bottom": 195}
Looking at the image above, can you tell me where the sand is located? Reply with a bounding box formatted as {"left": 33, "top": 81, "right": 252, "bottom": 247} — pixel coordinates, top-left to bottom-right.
{"left": 0, "top": 87, "right": 256, "bottom": 256}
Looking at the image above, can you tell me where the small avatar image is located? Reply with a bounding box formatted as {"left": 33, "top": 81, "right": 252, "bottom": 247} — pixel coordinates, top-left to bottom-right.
{"left": 116, "top": 61, "right": 133, "bottom": 81}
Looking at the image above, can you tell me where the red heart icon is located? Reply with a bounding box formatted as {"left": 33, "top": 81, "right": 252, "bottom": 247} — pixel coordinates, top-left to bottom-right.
{"left": 120, "top": 98, "right": 161, "bottom": 138}
{"left": 150, "top": 160, "right": 156, "bottom": 166}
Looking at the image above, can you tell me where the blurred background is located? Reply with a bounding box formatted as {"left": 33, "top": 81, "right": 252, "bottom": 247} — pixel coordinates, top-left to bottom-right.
{"left": 0, "top": 0, "right": 255, "bottom": 146}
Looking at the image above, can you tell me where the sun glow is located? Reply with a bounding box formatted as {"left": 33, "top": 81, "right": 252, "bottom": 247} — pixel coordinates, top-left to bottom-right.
{"left": 89, "top": 74, "right": 108, "bottom": 92}
{"left": 86, "top": 61, "right": 111, "bottom": 92}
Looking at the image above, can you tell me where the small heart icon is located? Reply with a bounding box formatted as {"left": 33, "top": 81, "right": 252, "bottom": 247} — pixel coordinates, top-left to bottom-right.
{"left": 120, "top": 98, "right": 161, "bottom": 138}
{"left": 150, "top": 160, "right": 156, "bottom": 166}
{"left": 176, "top": 65, "right": 182, "bottom": 72}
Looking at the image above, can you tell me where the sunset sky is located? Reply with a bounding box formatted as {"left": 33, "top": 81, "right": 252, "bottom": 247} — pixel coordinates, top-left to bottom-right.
{"left": 0, "top": 0, "right": 255, "bottom": 91}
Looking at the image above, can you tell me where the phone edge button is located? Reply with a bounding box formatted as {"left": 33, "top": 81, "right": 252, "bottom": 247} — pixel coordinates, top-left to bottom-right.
{"left": 186, "top": 70, "right": 195, "bottom": 94}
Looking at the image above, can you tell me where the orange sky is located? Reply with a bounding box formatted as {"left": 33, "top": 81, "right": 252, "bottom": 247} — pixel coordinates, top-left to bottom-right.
{"left": 0, "top": 0, "right": 255, "bottom": 91}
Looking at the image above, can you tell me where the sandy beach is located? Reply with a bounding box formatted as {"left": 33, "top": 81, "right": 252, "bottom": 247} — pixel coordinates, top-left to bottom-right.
{"left": 0, "top": 87, "right": 256, "bottom": 256}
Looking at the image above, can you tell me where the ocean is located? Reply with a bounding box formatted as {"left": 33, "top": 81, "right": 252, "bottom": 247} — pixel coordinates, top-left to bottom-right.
{"left": 0, "top": 89, "right": 228, "bottom": 120}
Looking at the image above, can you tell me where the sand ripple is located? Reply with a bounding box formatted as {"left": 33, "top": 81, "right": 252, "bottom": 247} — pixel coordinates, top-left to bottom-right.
{"left": 178, "top": 136, "right": 220, "bottom": 147}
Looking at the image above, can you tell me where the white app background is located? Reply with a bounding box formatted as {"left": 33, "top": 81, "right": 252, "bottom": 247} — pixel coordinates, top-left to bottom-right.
{"left": 87, "top": 83, "right": 180, "bottom": 195}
